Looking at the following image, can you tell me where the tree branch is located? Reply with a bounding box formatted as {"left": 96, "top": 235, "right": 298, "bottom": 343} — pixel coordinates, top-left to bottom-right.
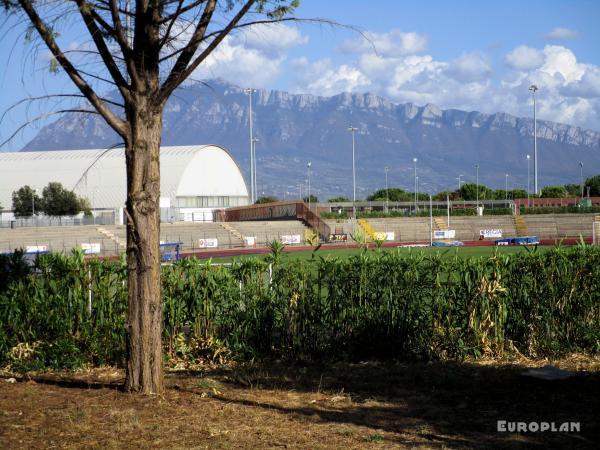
{"left": 1, "top": 94, "right": 123, "bottom": 126}
{"left": 108, "top": 0, "right": 139, "bottom": 87}
{"left": 74, "top": 0, "right": 130, "bottom": 95}
{"left": 157, "top": 0, "right": 206, "bottom": 25}
{"left": 158, "top": 0, "right": 254, "bottom": 103}
{"left": 158, "top": 0, "right": 185, "bottom": 49}
{"left": 0, "top": 109, "right": 100, "bottom": 148}
{"left": 17, "top": 0, "right": 128, "bottom": 137}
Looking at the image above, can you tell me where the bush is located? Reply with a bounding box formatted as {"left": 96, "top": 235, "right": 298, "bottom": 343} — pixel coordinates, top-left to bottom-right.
{"left": 1, "top": 246, "right": 599, "bottom": 371}
{"left": 320, "top": 208, "right": 513, "bottom": 219}
{"left": 521, "top": 206, "right": 600, "bottom": 215}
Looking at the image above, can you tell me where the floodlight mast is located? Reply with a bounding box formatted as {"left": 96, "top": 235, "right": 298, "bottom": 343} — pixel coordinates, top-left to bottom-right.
{"left": 307, "top": 161, "right": 312, "bottom": 209}
{"left": 529, "top": 84, "right": 539, "bottom": 195}
{"left": 348, "top": 126, "right": 358, "bottom": 217}
{"left": 526, "top": 154, "right": 530, "bottom": 207}
{"left": 475, "top": 164, "right": 479, "bottom": 211}
{"left": 579, "top": 161, "right": 584, "bottom": 198}
{"left": 252, "top": 137, "right": 259, "bottom": 201}
{"left": 384, "top": 166, "right": 389, "bottom": 212}
{"left": 245, "top": 88, "right": 257, "bottom": 203}
{"left": 413, "top": 158, "right": 418, "bottom": 213}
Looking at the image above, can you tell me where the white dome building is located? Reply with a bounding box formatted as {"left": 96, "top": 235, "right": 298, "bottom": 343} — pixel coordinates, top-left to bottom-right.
{"left": 0, "top": 145, "right": 249, "bottom": 223}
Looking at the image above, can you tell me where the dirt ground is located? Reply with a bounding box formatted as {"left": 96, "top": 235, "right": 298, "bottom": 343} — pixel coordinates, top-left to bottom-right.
{"left": 1, "top": 355, "right": 598, "bottom": 449}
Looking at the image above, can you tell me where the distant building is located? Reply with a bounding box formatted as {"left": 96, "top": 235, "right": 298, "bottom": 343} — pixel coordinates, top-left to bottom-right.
{"left": 0, "top": 145, "right": 249, "bottom": 222}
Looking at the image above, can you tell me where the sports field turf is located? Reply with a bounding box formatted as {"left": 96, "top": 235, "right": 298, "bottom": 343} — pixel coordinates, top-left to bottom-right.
{"left": 203, "top": 244, "right": 552, "bottom": 263}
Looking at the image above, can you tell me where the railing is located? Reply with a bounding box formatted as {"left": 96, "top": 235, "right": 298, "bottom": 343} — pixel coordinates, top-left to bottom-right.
{"left": 0, "top": 214, "right": 116, "bottom": 229}
{"left": 296, "top": 202, "right": 331, "bottom": 241}
{"left": 216, "top": 201, "right": 331, "bottom": 241}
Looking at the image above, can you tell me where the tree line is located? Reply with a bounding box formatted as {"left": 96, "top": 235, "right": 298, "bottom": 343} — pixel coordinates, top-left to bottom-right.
{"left": 252, "top": 174, "right": 600, "bottom": 204}
{"left": 10, "top": 182, "right": 90, "bottom": 218}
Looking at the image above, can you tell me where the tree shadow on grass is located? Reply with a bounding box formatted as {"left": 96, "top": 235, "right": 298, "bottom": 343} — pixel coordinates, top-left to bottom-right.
{"left": 174, "top": 360, "right": 600, "bottom": 449}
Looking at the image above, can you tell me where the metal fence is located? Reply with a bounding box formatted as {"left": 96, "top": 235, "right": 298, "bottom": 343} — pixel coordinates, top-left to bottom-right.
{"left": 0, "top": 213, "right": 116, "bottom": 229}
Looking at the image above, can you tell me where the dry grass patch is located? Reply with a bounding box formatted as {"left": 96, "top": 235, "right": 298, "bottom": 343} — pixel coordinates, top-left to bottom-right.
{"left": 1, "top": 356, "right": 598, "bottom": 449}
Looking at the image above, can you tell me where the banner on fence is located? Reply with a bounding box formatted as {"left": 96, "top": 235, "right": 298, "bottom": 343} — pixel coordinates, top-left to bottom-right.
{"left": 80, "top": 243, "right": 101, "bottom": 254}
{"left": 373, "top": 231, "right": 387, "bottom": 241}
{"left": 244, "top": 236, "right": 256, "bottom": 246}
{"left": 328, "top": 233, "right": 348, "bottom": 242}
{"left": 25, "top": 245, "right": 47, "bottom": 253}
{"left": 198, "top": 238, "right": 218, "bottom": 248}
{"left": 433, "top": 230, "right": 456, "bottom": 239}
{"left": 480, "top": 229, "right": 503, "bottom": 238}
{"left": 282, "top": 234, "right": 301, "bottom": 245}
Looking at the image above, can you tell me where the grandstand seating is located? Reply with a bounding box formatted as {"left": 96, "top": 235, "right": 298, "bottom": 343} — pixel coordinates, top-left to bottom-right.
{"left": 0, "top": 225, "right": 121, "bottom": 255}
{"left": 227, "top": 220, "right": 310, "bottom": 247}
{"left": 0, "top": 214, "right": 593, "bottom": 256}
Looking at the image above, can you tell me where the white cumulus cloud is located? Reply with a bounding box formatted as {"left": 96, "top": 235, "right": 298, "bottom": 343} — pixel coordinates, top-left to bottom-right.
{"left": 232, "top": 23, "right": 309, "bottom": 56}
{"left": 191, "top": 24, "right": 309, "bottom": 88}
{"left": 291, "top": 58, "right": 371, "bottom": 95}
{"left": 505, "top": 45, "right": 545, "bottom": 71}
{"left": 444, "top": 53, "right": 493, "bottom": 83}
{"left": 339, "top": 29, "right": 428, "bottom": 57}
{"left": 545, "top": 27, "right": 579, "bottom": 40}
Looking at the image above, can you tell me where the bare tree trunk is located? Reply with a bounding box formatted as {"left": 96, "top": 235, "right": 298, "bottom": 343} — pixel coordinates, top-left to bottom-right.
{"left": 124, "top": 98, "right": 164, "bottom": 394}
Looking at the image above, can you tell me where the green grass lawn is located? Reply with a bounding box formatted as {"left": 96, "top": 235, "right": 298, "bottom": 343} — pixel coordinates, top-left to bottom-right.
{"left": 202, "top": 244, "right": 550, "bottom": 264}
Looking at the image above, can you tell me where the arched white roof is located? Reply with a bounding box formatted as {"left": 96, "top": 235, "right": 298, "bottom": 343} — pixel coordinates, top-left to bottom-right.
{"left": 0, "top": 145, "right": 248, "bottom": 209}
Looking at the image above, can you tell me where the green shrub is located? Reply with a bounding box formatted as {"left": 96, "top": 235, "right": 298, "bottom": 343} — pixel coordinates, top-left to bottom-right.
{"left": 1, "top": 245, "right": 599, "bottom": 371}
{"left": 521, "top": 206, "right": 600, "bottom": 214}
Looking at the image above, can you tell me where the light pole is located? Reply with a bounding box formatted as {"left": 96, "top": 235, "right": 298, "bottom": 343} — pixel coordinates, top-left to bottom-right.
{"left": 505, "top": 173, "right": 509, "bottom": 201}
{"left": 31, "top": 188, "right": 36, "bottom": 217}
{"left": 475, "top": 164, "right": 479, "bottom": 212}
{"left": 526, "top": 154, "right": 531, "bottom": 208}
{"left": 457, "top": 174, "right": 463, "bottom": 192}
{"left": 579, "top": 161, "right": 584, "bottom": 198}
{"left": 304, "top": 179, "right": 308, "bottom": 203}
{"left": 429, "top": 193, "right": 433, "bottom": 246}
{"left": 252, "top": 137, "right": 259, "bottom": 201}
{"left": 413, "top": 157, "right": 418, "bottom": 213}
{"left": 384, "top": 166, "right": 389, "bottom": 213}
{"left": 529, "top": 84, "right": 538, "bottom": 195}
{"left": 307, "top": 161, "right": 312, "bottom": 209}
{"left": 244, "top": 87, "right": 257, "bottom": 203}
{"left": 348, "top": 126, "right": 358, "bottom": 217}
{"left": 93, "top": 189, "right": 99, "bottom": 224}
{"left": 416, "top": 176, "right": 419, "bottom": 212}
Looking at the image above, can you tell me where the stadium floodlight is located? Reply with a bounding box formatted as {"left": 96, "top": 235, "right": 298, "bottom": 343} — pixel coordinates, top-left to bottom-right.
{"left": 413, "top": 158, "right": 418, "bottom": 213}
{"left": 348, "top": 126, "right": 358, "bottom": 217}
{"left": 429, "top": 193, "right": 433, "bottom": 246}
{"left": 384, "top": 166, "right": 389, "bottom": 212}
{"left": 307, "top": 161, "right": 312, "bottom": 209}
{"left": 31, "top": 188, "right": 36, "bottom": 217}
{"left": 244, "top": 88, "right": 257, "bottom": 203}
{"left": 526, "top": 154, "right": 531, "bottom": 207}
{"left": 579, "top": 161, "right": 584, "bottom": 198}
{"left": 475, "top": 164, "right": 480, "bottom": 211}
{"left": 252, "top": 137, "right": 259, "bottom": 202}
{"left": 505, "top": 174, "right": 509, "bottom": 201}
{"left": 529, "top": 84, "right": 539, "bottom": 195}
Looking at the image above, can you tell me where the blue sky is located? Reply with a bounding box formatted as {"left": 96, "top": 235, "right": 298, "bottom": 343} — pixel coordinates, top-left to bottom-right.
{"left": 1, "top": 0, "right": 599, "bottom": 150}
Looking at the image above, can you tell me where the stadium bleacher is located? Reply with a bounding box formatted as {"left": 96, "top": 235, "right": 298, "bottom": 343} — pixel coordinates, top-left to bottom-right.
{"left": 0, "top": 214, "right": 594, "bottom": 256}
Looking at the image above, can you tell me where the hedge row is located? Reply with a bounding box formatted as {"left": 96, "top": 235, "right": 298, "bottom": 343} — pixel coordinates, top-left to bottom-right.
{"left": 1, "top": 245, "right": 599, "bottom": 371}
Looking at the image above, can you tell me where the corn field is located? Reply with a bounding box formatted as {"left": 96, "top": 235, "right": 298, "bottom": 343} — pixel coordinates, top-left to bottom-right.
{"left": 1, "top": 245, "right": 599, "bottom": 371}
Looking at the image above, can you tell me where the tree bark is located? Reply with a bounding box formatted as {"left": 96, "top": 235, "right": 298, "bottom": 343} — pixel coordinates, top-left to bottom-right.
{"left": 124, "top": 97, "right": 163, "bottom": 395}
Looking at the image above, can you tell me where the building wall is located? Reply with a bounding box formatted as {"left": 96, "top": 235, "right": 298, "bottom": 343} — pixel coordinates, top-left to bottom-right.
{"left": 0, "top": 145, "right": 249, "bottom": 222}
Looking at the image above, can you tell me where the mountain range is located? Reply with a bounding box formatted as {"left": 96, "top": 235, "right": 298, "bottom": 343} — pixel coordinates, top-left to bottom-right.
{"left": 22, "top": 79, "right": 600, "bottom": 200}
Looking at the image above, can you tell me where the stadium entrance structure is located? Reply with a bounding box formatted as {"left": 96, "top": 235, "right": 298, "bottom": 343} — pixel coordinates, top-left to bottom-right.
{"left": 216, "top": 201, "right": 331, "bottom": 242}
{"left": 0, "top": 145, "right": 249, "bottom": 224}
